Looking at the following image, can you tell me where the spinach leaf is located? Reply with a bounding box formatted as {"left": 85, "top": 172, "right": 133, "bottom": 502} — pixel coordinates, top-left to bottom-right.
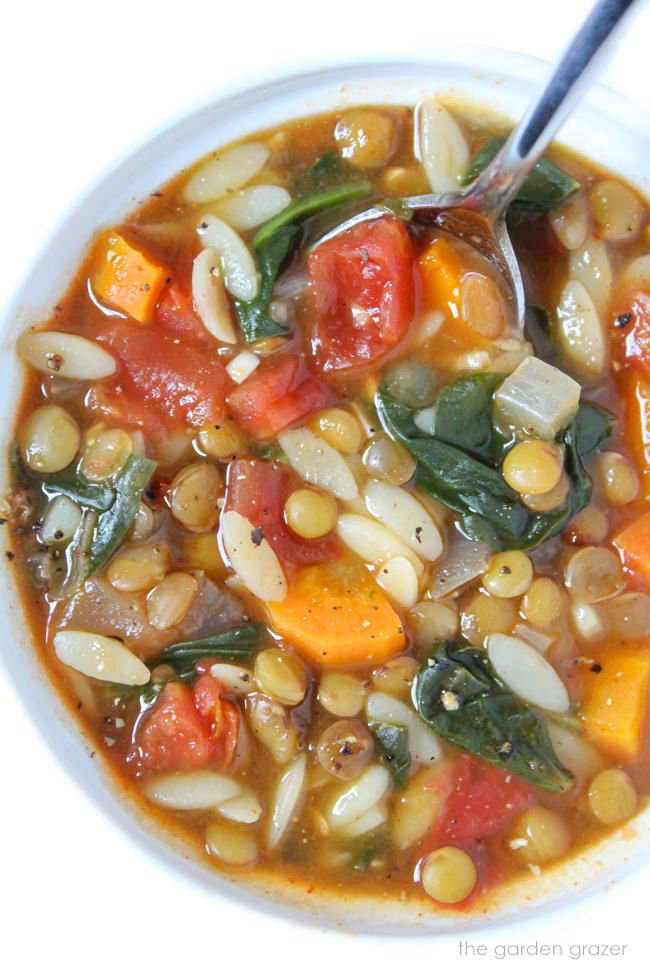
{"left": 424, "top": 373, "right": 508, "bottom": 462}
{"left": 252, "top": 180, "right": 373, "bottom": 250}
{"left": 463, "top": 136, "right": 580, "bottom": 212}
{"left": 293, "top": 151, "right": 351, "bottom": 196}
{"left": 376, "top": 384, "right": 613, "bottom": 552}
{"left": 414, "top": 641, "right": 573, "bottom": 792}
{"left": 154, "top": 623, "right": 263, "bottom": 669}
{"left": 235, "top": 225, "right": 299, "bottom": 342}
{"left": 369, "top": 721, "right": 411, "bottom": 788}
{"left": 85, "top": 455, "right": 157, "bottom": 576}
{"left": 351, "top": 841, "right": 382, "bottom": 871}
{"left": 43, "top": 469, "right": 115, "bottom": 511}
{"left": 112, "top": 624, "right": 263, "bottom": 706}
{"left": 10, "top": 447, "right": 114, "bottom": 512}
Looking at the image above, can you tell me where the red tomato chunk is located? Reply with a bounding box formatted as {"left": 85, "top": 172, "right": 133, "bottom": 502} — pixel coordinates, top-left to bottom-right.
{"left": 429, "top": 755, "right": 533, "bottom": 847}
{"left": 131, "top": 674, "right": 239, "bottom": 772}
{"left": 155, "top": 245, "right": 209, "bottom": 343}
{"left": 225, "top": 458, "right": 341, "bottom": 567}
{"left": 228, "top": 354, "right": 332, "bottom": 440}
{"left": 308, "top": 217, "right": 415, "bottom": 374}
{"left": 95, "top": 322, "right": 228, "bottom": 434}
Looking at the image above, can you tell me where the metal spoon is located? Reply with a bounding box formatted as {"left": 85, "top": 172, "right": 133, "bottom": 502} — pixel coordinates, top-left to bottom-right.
{"left": 316, "top": 0, "right": 643, "bottom": 328}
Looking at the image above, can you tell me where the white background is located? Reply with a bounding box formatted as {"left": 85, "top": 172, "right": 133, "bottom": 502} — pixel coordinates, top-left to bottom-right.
{"left": 2, "top": 0, "right": 650, "bottom": 972}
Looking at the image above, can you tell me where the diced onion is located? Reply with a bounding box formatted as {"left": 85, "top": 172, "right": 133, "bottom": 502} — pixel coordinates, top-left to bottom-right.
{"left": 226, "top": 351, "right": 260, "bottom": 384}
{"left": 427, "top": 537, "right": 491, "bottom": 599}
{"left": 493, "top": 355, "right": 580, "bottom": 439}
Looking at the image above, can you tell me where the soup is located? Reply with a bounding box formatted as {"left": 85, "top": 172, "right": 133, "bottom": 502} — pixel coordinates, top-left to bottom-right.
{"left": 6, "top": 99, "right": 650, "bottom": 912}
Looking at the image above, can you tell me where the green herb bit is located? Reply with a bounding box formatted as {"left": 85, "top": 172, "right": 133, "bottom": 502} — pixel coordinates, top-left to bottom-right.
{"left": 369, "top": 721, "right": 411, "bottom": 788}
{"left": 463, "top": 136, "right": 579, "bottom": 212}
{"left": 292, "top": 151, "right": 352, "bottom": 196}
{"left": 414, "top": 641, "right": 573, "bottom": 792}
{"left": 85, "top": 455, "right": 157, "bottom": 576}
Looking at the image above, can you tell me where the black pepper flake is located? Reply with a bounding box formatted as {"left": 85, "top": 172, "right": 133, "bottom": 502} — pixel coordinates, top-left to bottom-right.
{"left": 591, "top": 662, "right": 603, "bottom": 673}
{"left": 143, "top": 283, "right": 150, "bottom": 292}
{"left": 31, "top": 519, "right": 43, "bottom": 531}
{"left": 5, "top": 551, "right": 14, "bottom": 561}
{"left": 360, "top": 248, "right": 369, "bottom": 264}
{"left": 497, "top": 741, "right": 515, "bottom": 759}
{"left": 500, "top": 565, "right": 512, "bottom": 575}
{"left": 250, "top": 527, "right": 265, "bottom": 546}
{"left": 200, "top": 221, "right": 208, "bottom": 229}
{"left": 53, "top": 530, "right": 64, "bottom": 540}
{"left": 165, "top": 276, "right": 172, "bottom": 284}
{"left": 415, "top": 526, "right": 423, "bottom": 543}
{"left": 340, "top": 743, "right": 353, "bottom": 756}
{"left": 0, "top": 518, "right": 6, "bottom": 526}
{"left": 615, "top": 312, "right": 633, "bottom": 328}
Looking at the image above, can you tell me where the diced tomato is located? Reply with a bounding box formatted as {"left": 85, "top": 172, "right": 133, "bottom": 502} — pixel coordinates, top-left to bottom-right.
{"left": 429, "top": 755, "right": 533, "bottom": 847}
{"left": 224, "top": 458, "right": 341, "bottom": 567}
{"left": 155, "top": 245, "right": 208, "bottom": 342}
{"left": 132, "top": 674, "right": 239, "bottom": 772}
{"left": 308, "top": 217, "right": 415, "bottom": 374}
{"left": 94, "top": 322, "right": 229, "bottom": 435}
{"left": 612, "top": 290, "right": 650, "bottom": 378}
{"left": 227, "top": 354, "right": 333, "bottom": 440}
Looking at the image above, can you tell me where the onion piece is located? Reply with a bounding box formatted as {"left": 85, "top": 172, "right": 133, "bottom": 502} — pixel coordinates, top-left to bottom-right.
{"left": 266, "top": 752, "right": 307, "bottom": 849}
{"left": 220, "top": 510, "right": 287, "bottom": 602}
{"left": 364, "top": 479, "right": 443, "bottom": 561}
{"left": 278, "top": 428, "right": 358, "bottom": 500}
{"left": 493, "top": 355, "right": 580, "bottom": 440}
{"left": 415, "top": 99, "right": 469, "bottom": 192}
{"left": 214, "top": 185, "right": 291, "bottom": 230}
{"left": 427, "top": 536, "right": 491, "bottom": 599}
{"left": 191, "top": 248, "right": 237, "bottom": 343}
{"left": 183, "top": 142, "right": 270, "bottom": 203}
{"left": 486, "top": 633, "right": 570, "bottom": 713}
{"left": 226, "top": 351, "right": 260, "bottom": 384}
{"left": 197, "top": 215, "right": 258, "bottom": 302}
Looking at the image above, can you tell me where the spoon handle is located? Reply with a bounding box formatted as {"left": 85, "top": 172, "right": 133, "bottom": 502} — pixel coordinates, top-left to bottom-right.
{"left": 471, "top": 0, "right": 643, "bottom": 220}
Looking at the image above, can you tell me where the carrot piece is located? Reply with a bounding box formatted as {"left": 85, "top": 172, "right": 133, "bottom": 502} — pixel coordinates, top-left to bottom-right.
{"left": 92, "top": 231, "right": 168, "bottom": 322}
{"left": 613, "top": 511, "right": 650, "bottom": 588}
{"left": 266, "top": 556, "right": 406, "bottom": 668}
{"left": 581, "top": 644, "right": 650, "bottom": 760}
{"left": 620, "top": 368, "right": 650, "bottom": 496}
{"left": 417, "top": 237, "right": 491, "bottom": 362}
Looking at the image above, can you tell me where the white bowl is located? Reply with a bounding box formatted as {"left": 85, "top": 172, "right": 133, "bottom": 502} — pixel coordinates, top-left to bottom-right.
{"left": 2, "top": 50, "right": 649, "bottom": 934}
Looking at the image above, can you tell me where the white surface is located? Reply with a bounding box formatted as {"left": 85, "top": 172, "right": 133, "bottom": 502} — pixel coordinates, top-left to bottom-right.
{"left": 2, "top": 0, "right": 650, "bottom": 971}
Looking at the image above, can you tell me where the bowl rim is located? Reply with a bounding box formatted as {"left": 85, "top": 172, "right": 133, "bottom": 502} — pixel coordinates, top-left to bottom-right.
{"left": 2, "top": 48, "right": 650, "bottom": 937}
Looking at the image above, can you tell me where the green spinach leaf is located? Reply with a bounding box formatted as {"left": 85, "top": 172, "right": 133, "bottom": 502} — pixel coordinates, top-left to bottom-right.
{"left": 235, "top": 225, "right": 299, "bottom": 342}
{"left": 154, "top": 623, "right": 263, "bottom": 669}
{"left": 85, "top": 455, "right": 157, "bottom": 576}
{"left": 463, "top": 136, "right": 580, "bottom": 212}
{"left": 293, "top": 151, "right": 350, "bottom": 196}
{"left": 414, "top": 641, "right": 573, "bottom": 792}
{"left": 43, "top": 469, "right": 115, "bottom": 511}
{"left": 369, "top": 721, "right": 411, "bottom": 788}
{"left": 376, "top": 383, "right": 613, "bottom": 552}
{"left": 252, "top": 180, "right": 373, "bottom": 250}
